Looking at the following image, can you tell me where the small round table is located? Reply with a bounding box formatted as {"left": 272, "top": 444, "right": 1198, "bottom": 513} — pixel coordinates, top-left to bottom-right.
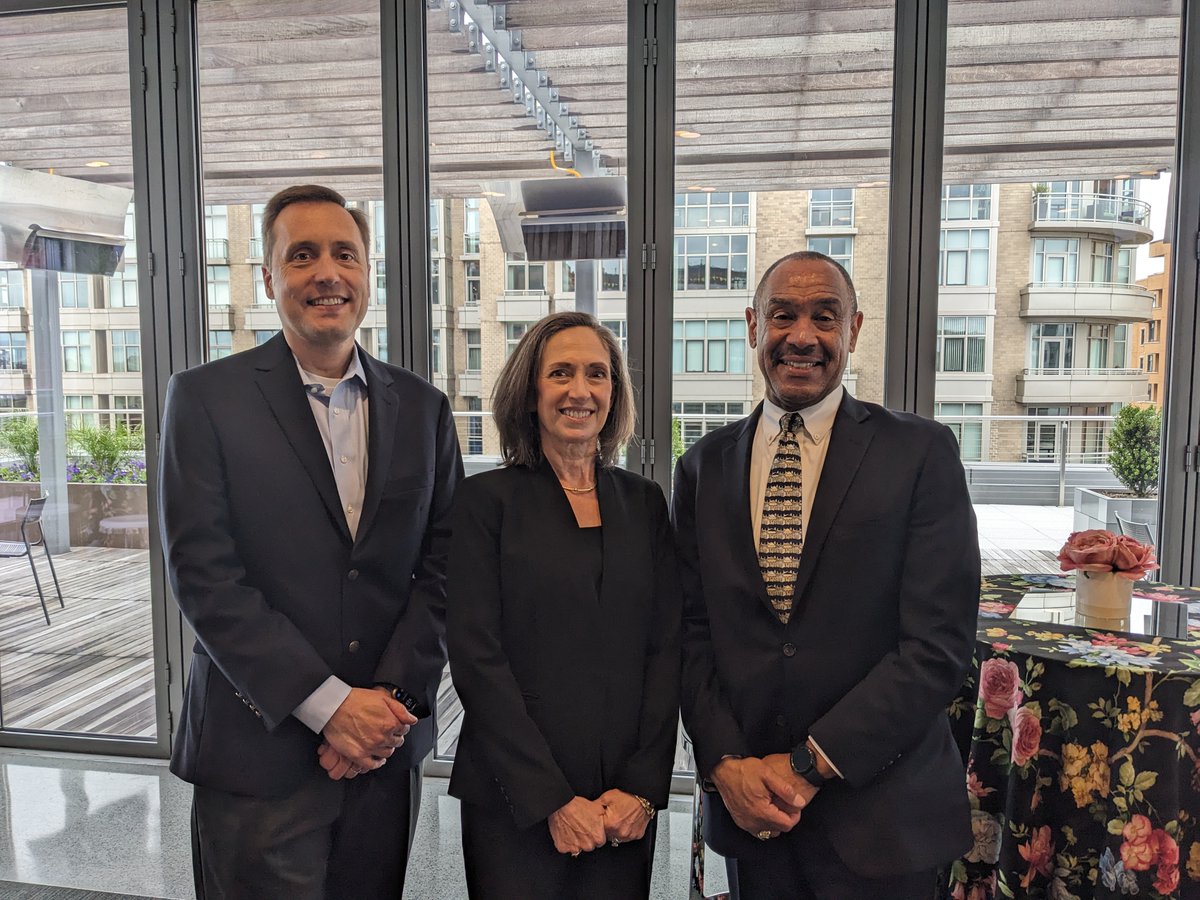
{"left": 98, "top": 514, "right": 149, "bottom": 548}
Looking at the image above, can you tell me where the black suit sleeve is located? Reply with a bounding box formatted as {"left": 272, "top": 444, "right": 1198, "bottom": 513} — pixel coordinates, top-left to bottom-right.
{"left": 807, "top": 424, "right": 980, "bottom": 787}
{"left": 446, "top": 477, "right": 575, "bottom": 828}
{"left": 372, "top": 392, "right": 463, "bottom": 717}
{"left": 673, "top": 453, "right": 754, "bottom": 778}
{"left": 612, "top": 485, "right": 682, "bottom": 808}
{"left": 158, "top": 372, "right": 331, "bottom": 730}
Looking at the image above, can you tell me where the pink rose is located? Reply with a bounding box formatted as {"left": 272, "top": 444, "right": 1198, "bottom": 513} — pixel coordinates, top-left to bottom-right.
{"left": 1058, "top": 529, "right": 1119, "bottom": 573}
{"left": 1009, "top": 705, "right": 1042, "bottom": 767}
{"left": 1155, "top": 864, "right": 1180, "bottom": 895}
{"left": 1121, "top": 814, "right": 1157, "bottom": 871}
{"left": 979, "top": 658, "right": 1023, "bottom": 719}
{"left": 1111, "top": 534, "right": 1156, "bottom": 580}
{"left": 1018, "top": 825, "right": 1054, "bottom": 888}
{"left": 1153, "top": 829, "right": 1181, "bottom": 867}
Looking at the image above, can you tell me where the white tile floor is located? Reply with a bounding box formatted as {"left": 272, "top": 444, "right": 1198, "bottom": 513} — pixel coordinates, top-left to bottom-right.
{"left": 974, "top": 503, "right": 1074, "bottom": 553}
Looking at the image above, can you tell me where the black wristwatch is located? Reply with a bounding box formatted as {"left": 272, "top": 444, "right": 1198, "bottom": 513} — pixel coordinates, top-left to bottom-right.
{"left": 789, "top": 742, "right": 829, "bottom": 788}
{"left": 377, "top": 683, "right": 421, "bottom": 716}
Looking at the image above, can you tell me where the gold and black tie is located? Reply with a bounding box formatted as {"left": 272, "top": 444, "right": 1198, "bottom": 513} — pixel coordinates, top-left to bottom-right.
{"left": 758, "top": 412, "right": 803, "bottom": 624}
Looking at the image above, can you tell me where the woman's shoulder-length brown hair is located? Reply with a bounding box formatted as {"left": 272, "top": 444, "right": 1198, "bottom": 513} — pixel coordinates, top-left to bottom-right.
{"left": 491, "top": 311, "right": 635, "bottom": 469}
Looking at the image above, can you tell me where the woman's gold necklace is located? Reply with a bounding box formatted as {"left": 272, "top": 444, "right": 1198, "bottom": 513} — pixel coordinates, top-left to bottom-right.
{"left": 560, "top": 481, "right": 596, "bottom": 494}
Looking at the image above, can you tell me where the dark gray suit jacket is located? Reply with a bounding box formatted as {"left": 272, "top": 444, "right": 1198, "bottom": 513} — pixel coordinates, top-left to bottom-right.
{"left": 160, "top": 333, "right": 462, "bottom": 797}
{"left": 673, "top": 392, "right": 979, "bottom": 877}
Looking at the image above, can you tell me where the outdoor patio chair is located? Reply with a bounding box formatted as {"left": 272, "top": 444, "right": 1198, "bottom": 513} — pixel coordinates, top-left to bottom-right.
{"left": 1115, "top": 513, "right": 1157, "bottom": 581}
{"left": 1115, "top": 512, "right": 1156, "bottom": 547}
{"left": 0, "top": 495, "right": 65, "bottom": 625}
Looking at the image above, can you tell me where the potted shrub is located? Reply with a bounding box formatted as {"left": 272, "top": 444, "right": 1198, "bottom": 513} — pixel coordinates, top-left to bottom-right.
{"left": 0, "top": 420, "right": 150, "bottom": 547}
{"left": 1073, "top": 405, "right": 1160, "bottom": 534}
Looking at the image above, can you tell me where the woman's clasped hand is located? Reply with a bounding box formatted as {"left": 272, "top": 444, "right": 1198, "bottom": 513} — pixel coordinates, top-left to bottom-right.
{"left": 548, "top": 790, "right": 654, "bottom": 856}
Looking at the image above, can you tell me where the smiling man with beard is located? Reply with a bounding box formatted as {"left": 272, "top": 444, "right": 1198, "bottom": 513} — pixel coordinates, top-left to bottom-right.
{"left": 159, "top": 184, "right": 462, "bottom": 899}
{"left": 672, "top": 250, "right": 981, "bottom": 898}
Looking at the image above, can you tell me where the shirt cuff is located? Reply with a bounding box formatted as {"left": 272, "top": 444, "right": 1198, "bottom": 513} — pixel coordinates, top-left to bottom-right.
{"left": 807, "top": 735, "right": 844, "bottom": 780}
{"left": 293, "top": 676, "right": 352, "bottom": 734}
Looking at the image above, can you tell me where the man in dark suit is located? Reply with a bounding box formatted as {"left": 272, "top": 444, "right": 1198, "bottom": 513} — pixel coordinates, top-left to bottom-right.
{"left": 159, "top": 184, "right": 462, "bottom": 899}
{"left": 673, "top": 250, "right": 979, "bottom": 898}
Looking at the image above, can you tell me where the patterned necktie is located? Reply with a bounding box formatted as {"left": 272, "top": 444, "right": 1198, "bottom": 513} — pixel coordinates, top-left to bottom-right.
{"left": 758, "top": 412, "right": 804, "bottom": 624}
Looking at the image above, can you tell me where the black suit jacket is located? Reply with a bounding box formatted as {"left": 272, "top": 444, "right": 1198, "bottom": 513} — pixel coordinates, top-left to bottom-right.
{"left": 160, "top": 334, "right": 463, "bottom": 797}
{"left": 446, "top": 461, "right": 681, "bottom": 829}
{"left": 673, "top": 393, "right": 979, "bottom": 877}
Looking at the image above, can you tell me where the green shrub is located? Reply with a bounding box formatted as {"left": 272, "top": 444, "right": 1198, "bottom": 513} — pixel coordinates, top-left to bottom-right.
{"left": 69, "top": 423, "right": 144, "bottom": 482}
{"left": 0, "top": 415, "right": 39, "bottom": 476}
{"left": 1107, "top": 405, "right": 1161, "bottom": 497}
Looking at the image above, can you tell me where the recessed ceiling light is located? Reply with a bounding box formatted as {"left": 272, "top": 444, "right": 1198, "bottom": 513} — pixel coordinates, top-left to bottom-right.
{"left": 85, "top": 160, "right": 110, "bottom": 168}
{"left": 687, "top": 185, "right": 715, "bottom": 192}
{"left": 310, "top": 151, "right": 329, "bottom": 160}
{"left": 675, "top": 130, "right": 701, "bottom": 139}
{"left": 481, "top": 190, "right": 505, "bottom": 197}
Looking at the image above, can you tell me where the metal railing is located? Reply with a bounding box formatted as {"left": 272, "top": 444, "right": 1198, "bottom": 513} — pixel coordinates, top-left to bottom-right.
{"left": 205, "top": 238, "right": 229, "bottom": 260}
{"left": 1031, "top": 192, "right": 1151, "bottom": 228}
{"left": 1022, "top": 367, "right": 1143, "bottom": 377}
{"left": 1026, "top": 280, "right": 1153, "bottom": 296}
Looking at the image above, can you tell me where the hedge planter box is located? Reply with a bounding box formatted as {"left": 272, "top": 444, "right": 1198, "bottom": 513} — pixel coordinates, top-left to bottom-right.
{"left": 0, "top": 481, "right": 149, "bottom": 548}
{"left": 1073, "top": 486, "right": 1158, "bottom": 536}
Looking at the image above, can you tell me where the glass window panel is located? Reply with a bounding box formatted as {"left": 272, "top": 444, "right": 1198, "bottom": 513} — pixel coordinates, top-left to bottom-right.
{"left": 0, "top": 7, "right": 157, "bottom": 741}
{"left": 941, "top": 2, "right": 1177, "bottom": 559}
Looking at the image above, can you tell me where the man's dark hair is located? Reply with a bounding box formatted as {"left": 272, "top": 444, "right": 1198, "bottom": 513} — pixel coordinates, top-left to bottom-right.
{"left": 261, "top": 184, "right": 371, "bottom": 265}
{"left": 752, "top": 250, "right": 858, "bottom": 314}
{"left": 492, "top": 311, "right": 635, "bottom": 469}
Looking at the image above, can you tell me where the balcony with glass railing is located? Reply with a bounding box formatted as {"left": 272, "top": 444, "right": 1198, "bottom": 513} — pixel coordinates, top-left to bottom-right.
{"left": 1029, "top": 192, "right": 1153, "bottom": 243}
{"left": 205, "top": 238, "right": 229, "bottom": 260}
{"left": 1016, "top": 367, "right": 1149, "bottom": 405}
{"left": 247, "top": 237, "right": 262, "bottom": 258}
{"left": 1020, "top": 281, "right": 1154, "bottom": 320}
{"left": 495, "top": 289, "right": 551, "bottom": 322}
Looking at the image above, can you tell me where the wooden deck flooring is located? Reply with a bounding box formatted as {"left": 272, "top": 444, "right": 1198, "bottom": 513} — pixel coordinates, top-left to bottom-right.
{"left": 0, "top": 546, "right": 155, "bottom": 738}
{"left": 0, "top": 544, "right": 1061, "bottom": 745}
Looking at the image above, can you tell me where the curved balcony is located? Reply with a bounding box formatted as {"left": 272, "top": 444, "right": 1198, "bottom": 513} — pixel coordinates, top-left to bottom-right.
{"left": 1029, "top": 192, "right": 1153, "bottom": 244}
{"left": 495, "top": 290, "right": 550, "bottom": 323}
{"left": 1016, "top": 367, "right": 1149, "bottom": 406}
{"left": 1019, "top": 282, "right": 1154, "bottom": 322}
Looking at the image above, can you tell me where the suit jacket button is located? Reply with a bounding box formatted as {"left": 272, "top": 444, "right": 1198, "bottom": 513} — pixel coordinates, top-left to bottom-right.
{"left": 775, "top": 715, "right": 787, "bottom": 727}
{"left": 348, "top": 640, "right": 361, "bottom": 653}
{"left": 782, "top": 642, "right": 797, "bottom": 657}
{"left": 347, "top": 569, "right": 359, "bottom": 581}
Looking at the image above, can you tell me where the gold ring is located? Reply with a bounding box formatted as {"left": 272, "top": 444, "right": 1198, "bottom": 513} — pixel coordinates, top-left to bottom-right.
{"left": 756, "top": 830, "right": 772, "bottom": 841}
{"left": 571, "top": 851, "right": 581, "bottom": 858}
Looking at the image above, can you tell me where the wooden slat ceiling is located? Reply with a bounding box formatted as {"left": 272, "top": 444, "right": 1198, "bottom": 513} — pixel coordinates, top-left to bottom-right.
{"left": 0, "top": 0, "right": 1182, "bottom": 206}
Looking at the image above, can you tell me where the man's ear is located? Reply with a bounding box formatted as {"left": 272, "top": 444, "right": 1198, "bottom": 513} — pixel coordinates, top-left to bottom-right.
{"left": 262, "top": 265, "right": 275, "bottom": 300}
{"left": 745, "top": 306, "right": 759, "bottom": 349}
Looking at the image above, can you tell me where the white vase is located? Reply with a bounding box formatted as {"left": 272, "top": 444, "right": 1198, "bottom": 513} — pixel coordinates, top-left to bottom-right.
{"left": 1075, "top": 570, "right": 1134, "bottom": 630}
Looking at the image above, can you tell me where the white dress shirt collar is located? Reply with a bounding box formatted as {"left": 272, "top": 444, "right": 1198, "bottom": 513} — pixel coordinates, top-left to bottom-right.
{"left": 761, "top": 385, "right": 843, "bottom": 445}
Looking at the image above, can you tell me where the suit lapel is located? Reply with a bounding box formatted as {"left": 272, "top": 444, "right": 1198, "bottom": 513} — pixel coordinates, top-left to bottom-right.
{"left": 254, "top": 335, "right": 351, "bottom": 543}
{"left": 356, "top": 351, "right": 398, "bottom": 543}
{"left": 791, "top": 393, "right": 874, "bottom": 608}
{"left": 724, "top": 406, "right": 775, "bottom": 616}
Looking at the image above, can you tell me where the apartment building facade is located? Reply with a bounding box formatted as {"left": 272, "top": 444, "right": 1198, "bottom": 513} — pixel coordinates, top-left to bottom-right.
{"left": 0, "top": 179, "right": 1155, "bottom": 469}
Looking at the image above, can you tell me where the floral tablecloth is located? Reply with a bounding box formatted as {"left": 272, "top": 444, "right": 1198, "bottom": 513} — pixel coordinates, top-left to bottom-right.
{"left": 947, "top": 574, "right": 1200, "bottom": 899}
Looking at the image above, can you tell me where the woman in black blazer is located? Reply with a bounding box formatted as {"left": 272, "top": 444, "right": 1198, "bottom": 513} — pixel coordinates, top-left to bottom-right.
{"left": 447, "top": 311, "right": 681, "bottom": 899}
